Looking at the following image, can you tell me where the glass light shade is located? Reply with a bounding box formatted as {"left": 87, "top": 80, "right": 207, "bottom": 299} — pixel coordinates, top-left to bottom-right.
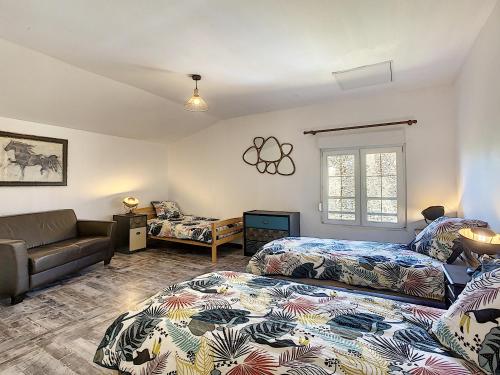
{"left": 123, "top": 196, "right": 139, "bottom": 211}
{"left": 459, "top": 227, "right": 500, "bottom": 256}
{"left": 184, "top": 88, "right": 208, "bottom": 112}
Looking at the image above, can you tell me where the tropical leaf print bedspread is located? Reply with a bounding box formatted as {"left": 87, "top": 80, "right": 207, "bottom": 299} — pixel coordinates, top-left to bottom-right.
{"left": 148, "top": 215, "right": 221, "bottom": 243}
{"left": 94, "top": 272, "right": 482, "bottom": 374}
{"left": 246, "top": 237, "right": 445, "bottom": 300}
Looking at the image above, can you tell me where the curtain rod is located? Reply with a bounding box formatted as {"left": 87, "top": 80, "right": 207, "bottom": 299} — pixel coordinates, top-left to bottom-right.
{"left": 303, "top": 119, "right": 417, "bottom": 135}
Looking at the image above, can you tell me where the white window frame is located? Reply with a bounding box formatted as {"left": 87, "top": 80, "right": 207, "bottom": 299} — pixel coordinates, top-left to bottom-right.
{"left": 321, "top": 149, "right": 361, "bottom": 226}
{"left": 360, "top": 146, "right": 406, "bottom": 229}
{"left": 321, "top": 144, "right": 407, "bottom": 229}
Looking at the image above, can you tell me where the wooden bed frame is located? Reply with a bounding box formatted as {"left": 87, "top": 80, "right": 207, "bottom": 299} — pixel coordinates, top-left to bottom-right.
{"left": 135, "top": 207, "right": 243, "bottom": 263}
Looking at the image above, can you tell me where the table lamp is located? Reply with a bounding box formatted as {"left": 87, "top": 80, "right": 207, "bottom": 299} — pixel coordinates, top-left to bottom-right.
{"left": 459, "top": 227, "right": 500, "bottom": 274}
{"left": 123, "top": 197, "right": 139, "bottom": 214}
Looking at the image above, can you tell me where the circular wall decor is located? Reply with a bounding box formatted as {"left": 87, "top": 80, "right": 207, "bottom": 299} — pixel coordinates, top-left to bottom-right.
{"left": 242, "top": 136, "right": 296, "bottom": 176}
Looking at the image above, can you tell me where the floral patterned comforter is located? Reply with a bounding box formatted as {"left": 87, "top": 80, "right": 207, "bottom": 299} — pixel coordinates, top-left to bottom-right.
{"left": 247, "top": 237, "right": 445, "bottom": 300}
{"left": 148, "top": 215, "right": 222, "bottom": 243}
{"left": 94, "top": 272, "right": 481, "bottom": 374}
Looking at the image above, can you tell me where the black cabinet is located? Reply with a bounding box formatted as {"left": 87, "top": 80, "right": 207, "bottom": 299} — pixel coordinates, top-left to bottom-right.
{"left": 113, "top": 214, "right": 147, "bottom": 253}
{"left": 443, "top": 263, "right": 471, "bottom": 308}
{"left": 243, "top": 210, "right": 300, "bottom": 256}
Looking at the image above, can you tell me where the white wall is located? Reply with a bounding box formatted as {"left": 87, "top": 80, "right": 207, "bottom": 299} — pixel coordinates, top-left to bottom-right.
{"left": 455, "top": 1, "right": 500, "bottom": 231}
{"left": 168, "top": 85, "right": 457, "bottom": 243}
{"left": 0, "top": 116, "right": 168, "bottom": 220}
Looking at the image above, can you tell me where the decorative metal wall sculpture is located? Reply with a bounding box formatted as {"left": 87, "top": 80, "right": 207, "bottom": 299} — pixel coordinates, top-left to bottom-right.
{"left": 242, "top": 136, "right": 296, "bottom": 176}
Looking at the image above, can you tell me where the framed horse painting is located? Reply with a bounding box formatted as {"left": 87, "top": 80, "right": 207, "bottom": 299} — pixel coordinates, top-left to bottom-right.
{"left": 0, "top": 131, "right": 68, "bottom": 186}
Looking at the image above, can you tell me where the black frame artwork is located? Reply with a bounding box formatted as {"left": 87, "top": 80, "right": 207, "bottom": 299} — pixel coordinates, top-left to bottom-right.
{"left": 0, "top": 131, "right": 68, "bottom": 186}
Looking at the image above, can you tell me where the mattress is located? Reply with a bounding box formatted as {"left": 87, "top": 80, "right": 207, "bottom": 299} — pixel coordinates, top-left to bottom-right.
{"left": 148, "top": 215, "right": 221, "bottom": 243}
{"left": 247, "top": 237, "right": 445, "bottom": 300}
{"left": 94, "top": 271, "right": 481, "bottom": 374}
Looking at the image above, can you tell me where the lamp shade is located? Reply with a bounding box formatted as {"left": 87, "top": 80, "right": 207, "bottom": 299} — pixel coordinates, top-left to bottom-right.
{"left": 123, "top": 197, "right": 139, "bottom": 212}
{"left": 459, "top": 227, "right": 500, "bottom": 256}
{"left": 184, "top": 88, "right": 208, "bottom": 112}
{"left": 421, "top": 206, "right": 445, "bottom": 222}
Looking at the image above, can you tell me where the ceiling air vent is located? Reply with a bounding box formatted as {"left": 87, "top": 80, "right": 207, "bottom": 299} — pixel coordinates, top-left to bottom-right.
{"left": 333, "top": 61, "right": 392, "bottom": 90}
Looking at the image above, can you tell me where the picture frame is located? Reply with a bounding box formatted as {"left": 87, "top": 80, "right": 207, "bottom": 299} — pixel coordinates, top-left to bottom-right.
{"left": 0, "top": 131, "right": 68, "bottom": 186}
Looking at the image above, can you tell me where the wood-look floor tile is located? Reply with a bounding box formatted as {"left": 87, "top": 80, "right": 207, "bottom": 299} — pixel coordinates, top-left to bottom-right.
{"left": 0, "top": 245, "right": 248, "bottom": 374}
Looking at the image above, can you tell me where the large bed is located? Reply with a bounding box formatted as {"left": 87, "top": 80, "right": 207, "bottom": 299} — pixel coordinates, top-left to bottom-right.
{"left": 247, "top": 237, "right": 445, "bottom": 300}
{"left": 94, "top": 271, "right": 482, "bottom": 374}
{"left": 136, "top": 206, "right": 243, "bottom": 263}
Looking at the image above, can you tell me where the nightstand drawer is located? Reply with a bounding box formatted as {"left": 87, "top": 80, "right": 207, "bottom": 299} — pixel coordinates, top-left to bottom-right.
{"left": 130, "top": 215, "right": 147, "bottom": 229}
{"left": 129, "top": 227, "right": 146, "bottom": 251}
{"left": 246, "top": 227, "right": 289, "bottom": 242}
{"left": 245, "top": 215, "right": 289, "bottom": 230}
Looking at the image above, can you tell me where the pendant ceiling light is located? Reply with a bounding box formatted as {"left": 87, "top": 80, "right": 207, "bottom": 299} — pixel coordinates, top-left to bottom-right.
{"left": 184, "top": 74, "right": 208, "bottom": 112}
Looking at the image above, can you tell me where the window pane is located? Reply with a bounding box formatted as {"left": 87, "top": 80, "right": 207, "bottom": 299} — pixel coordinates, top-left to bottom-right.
{"left": 328, "top": 212, "right": 342, "bottom": 220}
{"left": 341, "top": 155, "right": 355, "bottom": 176}
{"left": 325, "top": 152, "right": 357, "bottom": 222}
{"left": 328, "top": 154, "right": 355, "bottom": 176}
{"left": 381, "top": 176, "right": 397, "bottom": 198}
{"left": 342, "top": 214, "right": 356, "bottom": 221}
{"left": 382, "top": 199, "right": 397, "bottom": 214}
{"left": 366, "top": 153, "right": 381, "bottom": 176}
{"left": 367, "top": 199, "right": 382, "bottom": 214}
{"left": 366, "top": 176, "right": 382, "bottom": 198}
{"left": 341, "top": 199, "right": 355, "bottom": 213}
{"left": 328, "top": 177, "right": 341, "bottom": 196}
{"left": 328, "top": 156, "right": 341, "bottom": 176}
{"left": 381, "top": 215, "right": 398, "bottom": 223}
{"left": 381, "top": 153, "right": 397, "bottom": 175}
{"left": 367, "top": 215, "right": 382, "bottom": 222}
{"left": 341, "top": 177, "right": 355, "bottom": 197}
{"left": 328, "top": 198, "right": 341, "bottom": 211}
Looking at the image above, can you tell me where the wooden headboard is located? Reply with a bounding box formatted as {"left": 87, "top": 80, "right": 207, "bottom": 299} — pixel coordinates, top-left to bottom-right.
{"left": 135, "top": 206, "right": 156, "bottom": 220}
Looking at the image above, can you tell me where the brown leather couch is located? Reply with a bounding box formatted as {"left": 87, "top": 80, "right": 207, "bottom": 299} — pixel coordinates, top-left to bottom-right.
{"left": 0, "top": 209, "right": 115, "bottom": 304}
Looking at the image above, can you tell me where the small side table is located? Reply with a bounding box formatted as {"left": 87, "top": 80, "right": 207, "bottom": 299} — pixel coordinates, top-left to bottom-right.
{"left": 442, "top": 263, "right": 471, "bottom": 308}
{"left": 113, "top": 213, "right": 147, "bottom": 253}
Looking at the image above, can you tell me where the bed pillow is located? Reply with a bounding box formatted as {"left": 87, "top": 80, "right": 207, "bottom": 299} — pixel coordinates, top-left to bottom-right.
{"left": 151, "top": 200, "right": 181, "bottom": 219}
{"left": 411, "top": 216, "right": 488, "bottom": 262}
{"left": 432, "top": 269, "right": 500, "bottom": 374}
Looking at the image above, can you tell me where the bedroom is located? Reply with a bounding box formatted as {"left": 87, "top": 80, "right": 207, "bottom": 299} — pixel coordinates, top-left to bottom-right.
{"left": 0, "top": 0, "right": 499, "bottom": 374}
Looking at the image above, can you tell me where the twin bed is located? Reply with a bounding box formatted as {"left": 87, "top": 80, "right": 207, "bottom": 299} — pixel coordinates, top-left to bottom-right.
{"left": 94, "top": 271, "right": 482, "bottom": 374}
{"left": 246, "top": 236, "right": 445, "bottom": 301}
{"left": 136, "top": 205, "right": 243, "bottom": 263}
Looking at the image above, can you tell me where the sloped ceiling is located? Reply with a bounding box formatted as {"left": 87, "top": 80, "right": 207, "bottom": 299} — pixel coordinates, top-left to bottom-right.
{"left": 0, "top": 0, "right": 497, "bottom": 142}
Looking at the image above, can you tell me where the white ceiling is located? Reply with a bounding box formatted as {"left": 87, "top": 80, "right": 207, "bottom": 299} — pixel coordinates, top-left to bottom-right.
{"left": 0, "top": 0, "right": 496, "bottom": 140}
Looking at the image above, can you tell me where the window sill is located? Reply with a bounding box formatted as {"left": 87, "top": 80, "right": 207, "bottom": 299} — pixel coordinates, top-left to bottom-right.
{"left": 321, "top": 220, "right": 408, "bottom": 231}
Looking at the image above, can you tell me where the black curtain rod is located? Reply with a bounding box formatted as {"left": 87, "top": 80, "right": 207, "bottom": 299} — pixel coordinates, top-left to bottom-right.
{"left": 303, "top": 119, "right": 417, "bottom": 135}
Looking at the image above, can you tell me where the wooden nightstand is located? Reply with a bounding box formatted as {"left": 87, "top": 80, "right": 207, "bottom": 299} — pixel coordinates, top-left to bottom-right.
{"left": 113, "top": 213, "right": 147, "bottom": 253}
{"left": 442, "top": 263, "right": 471, "bottom": 308}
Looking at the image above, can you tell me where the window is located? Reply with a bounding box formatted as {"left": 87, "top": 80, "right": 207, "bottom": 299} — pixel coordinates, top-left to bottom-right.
{"left": 321, "top": 146, "right": 406, "bottom": 228}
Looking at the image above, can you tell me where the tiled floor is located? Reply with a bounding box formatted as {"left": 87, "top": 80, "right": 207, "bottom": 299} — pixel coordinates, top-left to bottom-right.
{"left": 0, "top": 244, "right": 248, "bottom": 374}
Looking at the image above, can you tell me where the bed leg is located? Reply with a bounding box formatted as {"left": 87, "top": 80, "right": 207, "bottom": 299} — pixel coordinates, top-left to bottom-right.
{"left": 211, "top": 244, "right": 217, "bottom": 263}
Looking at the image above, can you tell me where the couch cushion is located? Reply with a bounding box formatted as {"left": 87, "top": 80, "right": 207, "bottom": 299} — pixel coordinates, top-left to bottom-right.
{"left": 0, "top": 209, "right": 77, "bottom": 249}
{"left": 28, "top": 236, "right": 108, "bottom": 274}
{"left": 77, "top": 237, "right": 111, "bottom": 254}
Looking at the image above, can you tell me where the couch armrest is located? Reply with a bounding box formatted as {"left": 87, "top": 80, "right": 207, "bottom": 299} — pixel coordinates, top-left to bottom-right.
{"left": 77, "top": 220, "right": 116, "bottom": 238}
{"left": 0, "top": 239, "right": 29, "bottom": 299}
